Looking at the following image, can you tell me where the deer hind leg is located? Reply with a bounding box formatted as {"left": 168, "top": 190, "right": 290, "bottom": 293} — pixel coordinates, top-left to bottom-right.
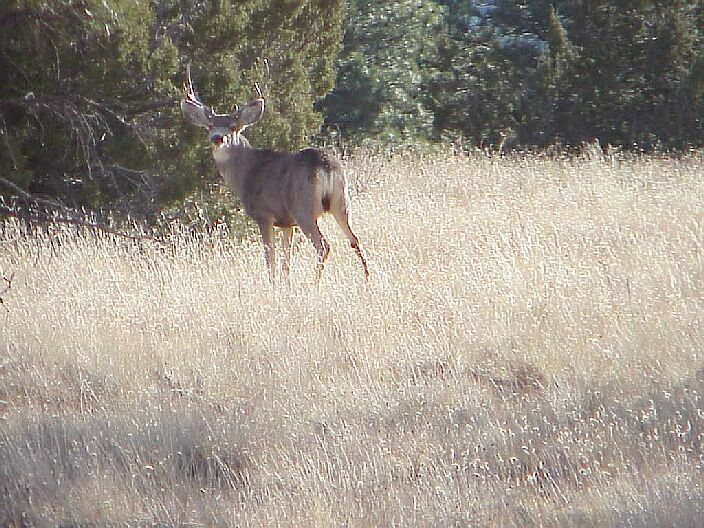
{"left": 331, "top": 207, "right": 369, "bottom": 280}
{"left": 256, "top": 219, "right": 276, "bottom": 281}
{"left": 298, "top": 220, "right": 330, "bottom": 280}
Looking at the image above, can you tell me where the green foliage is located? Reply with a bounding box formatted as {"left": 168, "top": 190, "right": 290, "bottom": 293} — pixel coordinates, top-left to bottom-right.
{"left": 426, "top": 38, "right": 520, "bottom": 146}
{"left": 546, "top": 5, "right": 573, "bottom": 79}
{"left": 2, "top": 0, "right": 704, "bottom": 220}
{"left": 421, "top": 0, "right": 704, "bottom": 149}
{"left": 323, "top": 0, "right": 445, "bottom": 143}
{"left": 534, "top": 0, "right": 704, "bottom": 148}
{"left": 0, "top": 0, "right": 344, "bottom": 214}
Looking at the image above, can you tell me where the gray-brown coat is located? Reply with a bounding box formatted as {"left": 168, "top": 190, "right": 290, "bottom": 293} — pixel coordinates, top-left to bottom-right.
{"left": 181, "top": 77, "right": 369, "bottom": 280}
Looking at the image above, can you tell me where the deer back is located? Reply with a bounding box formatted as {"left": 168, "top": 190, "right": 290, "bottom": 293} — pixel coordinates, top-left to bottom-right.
{"left": 217, "top": 145, "right": 344, "bottom": 229}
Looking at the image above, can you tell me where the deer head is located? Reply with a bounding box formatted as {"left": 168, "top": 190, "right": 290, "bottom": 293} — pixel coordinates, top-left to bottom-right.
{"left": 180, "top": 70, "right": 264, "bottom": 146}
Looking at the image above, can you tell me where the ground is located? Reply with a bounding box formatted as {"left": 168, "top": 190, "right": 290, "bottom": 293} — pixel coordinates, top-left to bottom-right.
{"left": 1, "top": 150, "right": 703, "bottom": 526}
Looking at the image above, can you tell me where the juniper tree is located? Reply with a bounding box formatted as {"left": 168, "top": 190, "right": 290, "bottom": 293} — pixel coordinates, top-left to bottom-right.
{"left": 0, "top": 0, "right": 344, "bottom": 212}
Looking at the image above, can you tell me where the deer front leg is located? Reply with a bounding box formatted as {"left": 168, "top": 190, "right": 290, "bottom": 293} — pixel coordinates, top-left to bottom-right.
{"left": 257, "top": 219, "right": 276, "bottom": 281}
{"left": 280, "top": 227, "right": 294, "bottom": 281}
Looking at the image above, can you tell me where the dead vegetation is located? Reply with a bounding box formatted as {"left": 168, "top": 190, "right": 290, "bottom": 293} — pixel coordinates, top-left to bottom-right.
{"left": 1, "top": 150, "right": 703, "bottom": 526}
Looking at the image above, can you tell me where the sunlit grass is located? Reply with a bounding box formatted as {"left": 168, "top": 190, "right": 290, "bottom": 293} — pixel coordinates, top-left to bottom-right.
{"left": 1, "top": 150, "right": 703, "bottom": 526}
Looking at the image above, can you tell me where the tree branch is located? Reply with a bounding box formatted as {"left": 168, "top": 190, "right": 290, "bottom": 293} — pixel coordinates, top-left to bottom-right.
{"left": 124, "top": 97, "right": 178, "bottom": 119}
{"left": 0, "top": 177, "right": 166, "bottom": 245}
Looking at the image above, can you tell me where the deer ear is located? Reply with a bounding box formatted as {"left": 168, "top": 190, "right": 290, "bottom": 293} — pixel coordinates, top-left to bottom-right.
{"left": 181, "top": 98, "right": 212, "bottom": 129}
{"left": 233, "top": 99, "right": 264, "bottom": 130}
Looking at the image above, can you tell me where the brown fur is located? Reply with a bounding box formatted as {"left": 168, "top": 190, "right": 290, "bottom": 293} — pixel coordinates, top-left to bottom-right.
{"left": 181, "top": 89, "right": 369, "bottom": 280}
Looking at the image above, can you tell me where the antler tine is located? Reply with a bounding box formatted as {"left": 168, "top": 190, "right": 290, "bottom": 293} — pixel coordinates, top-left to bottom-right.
{"left": 184, "top": 63, "right": 197, "bottom": 100}
{"left": 254, "top": 82, "right": 264, "bottom": 100}
{"left": 180, "top": 63, "right": 215, "bottom": 127}
{"left": 182, "top": 63, "right": 213, "bottom": 118}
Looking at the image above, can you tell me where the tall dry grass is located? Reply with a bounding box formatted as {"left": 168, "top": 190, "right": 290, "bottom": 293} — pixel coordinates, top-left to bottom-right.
{"left": 1, "top": 151, "right": 703, "bottom": 527}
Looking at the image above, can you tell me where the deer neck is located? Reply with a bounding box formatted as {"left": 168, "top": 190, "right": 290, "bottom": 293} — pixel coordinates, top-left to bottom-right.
{"left": 212, "top": 135, "right": 256, "bottom": 198}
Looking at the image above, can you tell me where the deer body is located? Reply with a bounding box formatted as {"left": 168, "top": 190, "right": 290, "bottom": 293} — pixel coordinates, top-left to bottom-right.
{"left": 214, "top": 144, "right": 335, "bottom": 227}
{"left": 181, "top": 75, "right": 368, "bottom": 280}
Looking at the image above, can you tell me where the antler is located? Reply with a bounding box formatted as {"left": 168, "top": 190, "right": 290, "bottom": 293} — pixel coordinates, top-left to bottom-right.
{"left": 253, "top": 82, "right": 264, "bottom": 100}
{"left": 181, "top": 64, "right": 214, "bottom": 126}
{"left": 252, "top": 57, "right": 271, "bottom": 101}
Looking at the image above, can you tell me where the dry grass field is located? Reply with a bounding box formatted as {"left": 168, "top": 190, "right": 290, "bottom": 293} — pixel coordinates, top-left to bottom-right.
{"left": 1, "top": 151, "right": 703, "bottom": 527}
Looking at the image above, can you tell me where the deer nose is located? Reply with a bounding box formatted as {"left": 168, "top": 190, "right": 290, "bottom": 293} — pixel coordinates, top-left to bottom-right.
{"left": 211, "top": 134, "right": 224, "bottom": 145}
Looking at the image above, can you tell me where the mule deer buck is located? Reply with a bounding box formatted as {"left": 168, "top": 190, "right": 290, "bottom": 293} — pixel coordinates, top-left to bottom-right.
{"left": 180, "top": 72, "right": 369, "bottom": 281}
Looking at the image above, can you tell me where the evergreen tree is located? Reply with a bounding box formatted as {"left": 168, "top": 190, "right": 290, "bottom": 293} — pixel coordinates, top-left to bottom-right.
{"left": 323, "top": 0, "right": 445, "bottom": 143}
{"left": 426, "top": 0, "right": 536, "bottom": 146}
{"left": 0, "top": 0, "right": 344, "bottom": 213}
{"left": 427, "top": 0, "right": 703, "bottom": 149}
{"left": 550, "top": 0, "right": 704, "bottom": 148}
{"left": 546, "top": 5, "right": 574, "bottom": 79}
{"left": 425, "top": 38, "right": 521, "bottom": 146}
